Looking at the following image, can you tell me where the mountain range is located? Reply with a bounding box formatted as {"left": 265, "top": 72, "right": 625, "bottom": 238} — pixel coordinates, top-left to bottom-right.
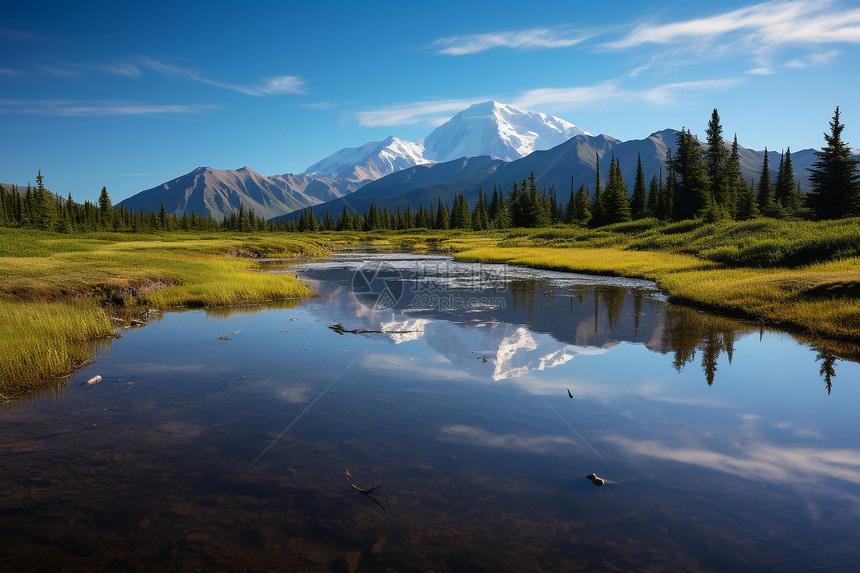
{"left": 119, "top": 100, "right": 857, "bottom": 222}
{"left": 274, "top": 129, "right": 833, "bottom": 223}
{"left": 119, "top": 101, "right": 588, "bottom": 219}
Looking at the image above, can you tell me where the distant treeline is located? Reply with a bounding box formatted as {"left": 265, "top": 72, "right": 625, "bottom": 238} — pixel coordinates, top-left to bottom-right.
{"left": 289, "top": 107, "right": 859, "bottom": 232}
{"left": 3, "top": 107, "right": 857, "bottom": 235}
{"left": 0, "top": 172, "right": 287, "bottom": 233}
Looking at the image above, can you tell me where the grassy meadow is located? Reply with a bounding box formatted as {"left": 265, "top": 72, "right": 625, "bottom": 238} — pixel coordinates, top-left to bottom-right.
{"left": 2, "top": 217, "right": 859, "bottom": 394}
{"left": 0, "top": 229, "right": 357, "bottom": 393}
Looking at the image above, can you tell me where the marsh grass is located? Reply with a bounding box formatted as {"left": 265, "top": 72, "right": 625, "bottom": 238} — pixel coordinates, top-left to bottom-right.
{"left": 0, "top": 228, "right": 350, "bottom": 391}
{"left": 0, "top": 300, "right": 113, "bottom": 394}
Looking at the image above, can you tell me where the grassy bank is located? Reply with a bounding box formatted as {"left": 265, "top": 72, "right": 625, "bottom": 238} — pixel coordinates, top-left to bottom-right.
{"left": 2, "top": 218, "right": 859, "bottom": 393}
{"left": 441, "top": 218, "right": 860, "bottom": 340}
{"left": 0, "top": 229, "right": 355, "bottom": 393}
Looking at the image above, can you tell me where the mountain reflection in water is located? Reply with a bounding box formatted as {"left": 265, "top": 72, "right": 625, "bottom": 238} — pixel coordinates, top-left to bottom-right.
{"left": 2, "top": 253, "right": 860, "bottom": 572}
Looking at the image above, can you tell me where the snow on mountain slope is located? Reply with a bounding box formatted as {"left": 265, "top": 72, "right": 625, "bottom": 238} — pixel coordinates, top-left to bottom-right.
{"left": 421, "top": 101, "right": 587, "bottom": 163}
{"left": 304, "top": 136, "right": 432, "bottom": 181}
{"left": 303, "top": 101, "right": 585, "bottom": 185}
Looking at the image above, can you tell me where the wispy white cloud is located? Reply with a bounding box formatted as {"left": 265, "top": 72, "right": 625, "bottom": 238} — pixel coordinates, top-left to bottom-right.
{"left": 509, "top": 82, "right": 623, "bottom": 111}
{"left": 0, "top": 99, "right": 219, "bottom": 117}
{"left": 299, "top": 101, "right": 337, "bottom": 110}
{"left": 36, "top": 64, "right": 82, "bottom": 79}
{"left": 356, "top": 98, "right": 487, "bottom": 127}
{"left": 604, "top": 0, "right": 859, "bottom": 73}
{"left": 785, "top": 49, "right": 841, "bottom": 67}
{"left": 135, "top": 56, "right": 306, "bottom": 95}
{"left": 432, "top": 26, "right": 592, "bottom": 55}
{"left": 0, "top": 28, "right": 41, "bottom": 42}
{"left": 638, "top": 79, "right": 744, "bottom": 105}
{"left": 356, "top": 78, "right": 742, "bottom": 127}
{"left": 606, "top": 0, "right": 860, "bottom": 50}
{"left": 87, "top": 62, "right": 143, "bottom": 77}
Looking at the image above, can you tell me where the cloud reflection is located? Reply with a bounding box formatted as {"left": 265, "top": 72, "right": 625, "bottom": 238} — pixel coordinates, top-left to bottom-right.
{"left": 440, "top": 424, "right": 580, "bottom": 453}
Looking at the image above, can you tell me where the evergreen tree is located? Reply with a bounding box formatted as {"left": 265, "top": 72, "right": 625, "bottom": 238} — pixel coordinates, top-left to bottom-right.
{"left": 33, "top": 170, "right": 57, "bottom": 231}
{"left": 571, "top": 185, "right": 591, "bottom": 226}
{"left": 757, "top": 148, "right": 775, "bottom": 213}
{"left": 602, "top": 156, "right": 631, "bottom": 224}
{"left": 736, "top": 179, "right": 760, "bottom": 220}
{"left": 565, "top": 177, "right": 577, "bottom": 224}
{"left": 806, "top": 106, "right": 860, "bottom": 219}
{"left": 661, "top": 154, "right": 675, "bottom": 220}
{"left": 671, "top": 129, "right": 711, "bottom": 220}
{"left": 630, "top": 153, "right": 647, "bottom": 219}
{"left": 472, "top": 188, "right": 490, "bottom": 230}
{"left": 0, "top": 184, "right": 7, "bottom": 225}
{"left": 493, "top": 190, "right": 510, "bottom": 228}
{"left": 647, "top": 173, "right": 660, "bottom": 217}
{"left": 775, "top": 147, "right": 802, "bottom": 215}
{"left": 723, "top": 134, "right": 743, "bottom": 218}
{"left": 591, "top": 151, "right": 605, "bottom": 227}
{"left": 323, "top": 210, "right": 335, "bottom": 231}
{"left": 435, "top": 199, "right": 449, "bottom": 230}
{"left": 98, "top": 186, "right": 112, "bottom": 228}
{"left": 158, "top": 202, "right": 168, "bottom": 229}
{"left": 706, "top": 108, "right": 729, "bottom": 209}
{"left": 526, "top": 172, "right": 550, "bottom": 227}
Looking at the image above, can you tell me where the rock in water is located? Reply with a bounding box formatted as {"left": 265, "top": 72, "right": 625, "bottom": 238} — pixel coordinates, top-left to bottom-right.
{"left": 83, "top": 375, "right": 102, "bottom": 386}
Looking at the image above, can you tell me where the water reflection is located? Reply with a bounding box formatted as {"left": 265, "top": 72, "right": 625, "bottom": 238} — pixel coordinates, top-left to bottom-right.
{"left": 288, "top": 253, "right": 853, "bottom": 392}
{"left": 4, "top": 253, "right": 860, "bottom": 572}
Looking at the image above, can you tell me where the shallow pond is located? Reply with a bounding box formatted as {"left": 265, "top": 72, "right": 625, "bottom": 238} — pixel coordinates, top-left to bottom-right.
{"left": 2, "top": 253, "right": 860, "bottom": 572}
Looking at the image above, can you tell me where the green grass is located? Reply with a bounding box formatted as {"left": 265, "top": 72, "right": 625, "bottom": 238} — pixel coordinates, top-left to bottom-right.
{"left": 3, "top": 218, "right": 860, "bottom": 393}
{"left": 0, "top": 228, "right": 357, "bottom": 393}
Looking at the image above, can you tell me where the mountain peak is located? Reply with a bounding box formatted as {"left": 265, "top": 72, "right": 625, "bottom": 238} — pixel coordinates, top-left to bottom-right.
{"left": 422, "top": 101, "right": 585, "bottom": 163}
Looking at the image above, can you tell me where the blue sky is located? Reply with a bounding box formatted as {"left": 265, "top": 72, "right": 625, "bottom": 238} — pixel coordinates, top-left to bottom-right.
{"left": 2, "top": 0, "right": 859, "bottom": 203}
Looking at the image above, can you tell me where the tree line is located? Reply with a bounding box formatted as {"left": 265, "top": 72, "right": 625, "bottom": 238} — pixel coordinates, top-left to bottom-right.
{"left": 3, "top": 107, "right": 857, "bottom": 234}
{"left": 291, "top": 107, "right": 858, "bottom": 231}
{"left": 0, "top": 172, "right": 289, "bottom": 233}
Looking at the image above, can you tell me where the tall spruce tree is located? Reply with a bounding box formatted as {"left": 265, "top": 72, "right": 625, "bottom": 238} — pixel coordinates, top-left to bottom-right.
{"left": 757, "top": 148, "right": 775, "bottom": 213}
{"left": 571, "top": 185, "right": 591, "bottom": 226}
{"left": 706, "top": 109, "right": 729, "bottom": 209}
{"left": 630, "top": 153, "right": 647, "bottom": 219}
{"left": 671, "top": 129, "right": 711, "bottom": 220}
{"left": 602, "top": 156, "right": 631, "bottom": 224}
{"left": 591, "top": 151, "right": 605, "bottom": 227}
{"left": 806, "top": 106, "right": 860, "bottom": 219}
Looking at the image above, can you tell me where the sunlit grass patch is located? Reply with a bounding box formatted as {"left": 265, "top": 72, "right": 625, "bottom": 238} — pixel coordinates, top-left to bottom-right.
{"left": 0, "top": 300, "right": 113, "bottom": 392}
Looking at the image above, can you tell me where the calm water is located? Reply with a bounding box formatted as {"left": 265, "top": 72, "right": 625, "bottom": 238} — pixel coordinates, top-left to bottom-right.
{"left": 2, "top": 253, "right": 860, "bottom": 572}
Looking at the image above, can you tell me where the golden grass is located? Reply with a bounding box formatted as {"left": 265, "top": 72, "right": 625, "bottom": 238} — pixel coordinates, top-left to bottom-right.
{"left": 451, "top": 244, "right": 860, "bottom": 340}
{"left": 0, "top": 229, "right": 351, "bottom": 392}
{"left": 0, "top": 300, "right": 113, "bottom": 393}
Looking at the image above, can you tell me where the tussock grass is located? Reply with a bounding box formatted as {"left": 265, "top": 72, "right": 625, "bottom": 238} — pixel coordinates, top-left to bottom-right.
{"left": 0, "top": 228, "right": 349, "bottom": 391}
{"left": 0, "top": 301, "right": 113, "bottom": 393}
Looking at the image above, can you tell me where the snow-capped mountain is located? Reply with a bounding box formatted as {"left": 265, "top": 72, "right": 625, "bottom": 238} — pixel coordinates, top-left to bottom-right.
{"left": 422, "top": 101, "right": 587, "bottom": 162}
{"left": 303, "top": 136, "right": 430, "bottom": 181}
{"left": 303, "top": 101, "right": 586, "bottom": 183}
{"left": 122, "top": 101, "right": 586, "bottom": 220}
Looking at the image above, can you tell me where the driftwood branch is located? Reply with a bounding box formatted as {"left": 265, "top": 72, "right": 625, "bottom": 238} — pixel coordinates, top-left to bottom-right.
{"left": 329, "top": 322, "right": 418, "bottom": 336}
{"left": 345, "top": 467, "right": 386, "bottom": 512}
{"left": 214, "top": 330, "right": 243, "bottom": 341}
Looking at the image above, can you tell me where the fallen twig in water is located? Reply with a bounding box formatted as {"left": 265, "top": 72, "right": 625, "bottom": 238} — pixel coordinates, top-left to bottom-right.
{"left": 328, "top": 322, "right": 418, "bottom": 336}
{"left": 279, "top": 327, "right": 306, "bottom": 332}
{"left": 345, "top": 467, "right": 386, "bottom": 512}
{"left": 214, "top": 330, "right": 244, "bottom": 341}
